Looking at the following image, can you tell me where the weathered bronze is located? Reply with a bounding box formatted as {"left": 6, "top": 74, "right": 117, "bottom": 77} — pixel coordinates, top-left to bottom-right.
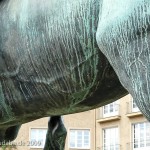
{"left": 0, "top": 0, "right": 149, "bottom": 149}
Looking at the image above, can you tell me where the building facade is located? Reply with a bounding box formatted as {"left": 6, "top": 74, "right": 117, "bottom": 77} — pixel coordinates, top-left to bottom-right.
{"left": 8, "top": 94, "right": 149, "bottom": 150}
{"left": 96, "top": 95, "right": 148, "bottom": 150}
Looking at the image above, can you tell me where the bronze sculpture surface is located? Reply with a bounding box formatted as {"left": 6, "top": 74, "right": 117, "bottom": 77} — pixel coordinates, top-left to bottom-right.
{"left": 0, "top": 0, "right": 149, "bottom": 149}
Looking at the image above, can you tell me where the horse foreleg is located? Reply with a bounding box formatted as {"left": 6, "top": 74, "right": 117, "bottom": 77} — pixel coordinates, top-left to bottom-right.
{"left": 44, "top": 116, "right": 67, "bottom": 150}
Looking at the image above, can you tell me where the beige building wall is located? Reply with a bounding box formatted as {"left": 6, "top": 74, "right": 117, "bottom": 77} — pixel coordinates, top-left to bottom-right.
{"left": 13, "top": 110, "right": 95, "bottom": 150}
{"left": 5, "top": 94, "right": 148, "bottom": 150}
{"left": 96, "top": 94, "right": 147, "bottom": 150}
{"left": 63, "top": 110, "right": 96, "bottom": 150}
{"left": 14, "top": 117, "right": 48, "bottom": 150}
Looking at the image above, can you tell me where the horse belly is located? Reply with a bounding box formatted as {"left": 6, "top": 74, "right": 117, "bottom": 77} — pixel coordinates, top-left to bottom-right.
{"left": 0, "top": 0, "right": 102, "bottom": 124}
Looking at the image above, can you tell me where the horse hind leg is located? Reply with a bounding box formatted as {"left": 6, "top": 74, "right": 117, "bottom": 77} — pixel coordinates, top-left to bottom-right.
{"left": 96, "top": 1, "right": 150, "bottom": 121}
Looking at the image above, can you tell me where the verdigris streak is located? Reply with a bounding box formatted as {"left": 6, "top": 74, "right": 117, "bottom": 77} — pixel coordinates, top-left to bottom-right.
{"left": 0, "top": 0, "right": 150, "bottom": 150}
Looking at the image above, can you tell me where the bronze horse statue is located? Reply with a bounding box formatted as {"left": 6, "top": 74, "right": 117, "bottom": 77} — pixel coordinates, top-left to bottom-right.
{"left": 0, "top": 0, "right": 150, "bottom": 149}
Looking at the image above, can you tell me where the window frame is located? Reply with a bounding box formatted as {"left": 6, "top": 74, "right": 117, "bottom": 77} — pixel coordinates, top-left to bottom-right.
{"left": 102, "top": 126, "right": 119, "bottom": 150}
{"left": 68, "top": 128, "right": 91, "bottom": 149}
{"left": 132, "top": 122, "right": 150, "bottom": 150}
{"left": 29, "top": 127, "right": 47, "bottom": 149}
{"left": 131, "top": 96, "right": 140, "bottom": 112}
{"left": 102, "top": 100, "right": 119, "bottom": 117}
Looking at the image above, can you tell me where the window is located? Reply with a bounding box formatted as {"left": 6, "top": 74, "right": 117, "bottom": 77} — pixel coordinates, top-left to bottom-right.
{"left": 103, "top": 100, "right": 119, "bottom": 117}
{"left": 30, "top": 128, "right": 47, "bottom": 148}
{"left": 133, "top": 122, "right": 150, "bottom": 150}
{"left": 103, "top": 127, "right": 119, "bottom": 150}
{"left": 69, "top": 129, "right": 90, "bottom": 149}
{"left": 131, "top": 97, "right": 140, "bottom": 112}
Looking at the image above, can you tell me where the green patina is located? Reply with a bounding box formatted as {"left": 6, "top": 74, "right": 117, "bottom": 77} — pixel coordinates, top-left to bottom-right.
{"left": 1, "top": 0, "right": 150, "bottom": 150}
{"left": 0, "top": 82, "right": 15, "bottom": 122}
